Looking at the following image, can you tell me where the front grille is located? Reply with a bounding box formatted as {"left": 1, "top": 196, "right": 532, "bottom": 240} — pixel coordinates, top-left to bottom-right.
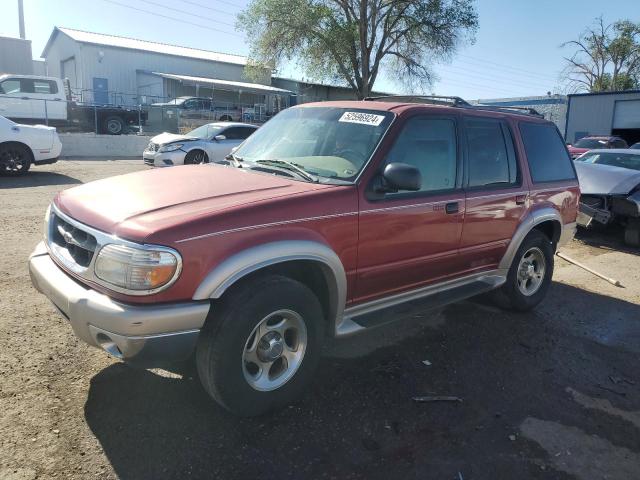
{"left": 50, "top": 212, "right": 98, "bottom": 268}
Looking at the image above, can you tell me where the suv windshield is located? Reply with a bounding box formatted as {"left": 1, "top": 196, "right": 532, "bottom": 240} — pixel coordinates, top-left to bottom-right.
{"left": 233, "top": 106, "right": 394, "bottom": 181}
{"left": 573, "top": 138, "right": 608, "bottom": 148}
{"left": 187, "top": 124, "right": 224, "bottom": 139}
{"left": 576, "top": 151, "right": 640, "bottom": 171}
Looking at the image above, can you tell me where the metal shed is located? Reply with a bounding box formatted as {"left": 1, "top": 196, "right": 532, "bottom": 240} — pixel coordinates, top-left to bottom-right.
{"left": 565, "top": 90, "right": 640, "bottom": 146}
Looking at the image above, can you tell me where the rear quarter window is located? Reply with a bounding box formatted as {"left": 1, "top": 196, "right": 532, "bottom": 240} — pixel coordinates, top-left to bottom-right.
{"left": 519, "top": 122, "right": 576, "bottom": 183}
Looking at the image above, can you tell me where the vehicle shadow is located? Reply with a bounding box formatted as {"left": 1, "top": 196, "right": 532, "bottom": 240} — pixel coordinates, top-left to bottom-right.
{"left": 84, "top": 282, "right": 640, "bottom": 480}
{"left": 0, "top": 171, "right": 82, "bottom": 189}
{"left": 575, "top": 225, "right": 639, "bottom": 256}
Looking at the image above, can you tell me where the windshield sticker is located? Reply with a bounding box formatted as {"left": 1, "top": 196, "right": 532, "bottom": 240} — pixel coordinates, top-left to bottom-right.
{"left": 339, "top": 111, "right": 385, "bottom": 126}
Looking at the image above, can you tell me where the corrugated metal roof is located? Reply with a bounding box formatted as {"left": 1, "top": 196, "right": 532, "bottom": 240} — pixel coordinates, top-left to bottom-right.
{"left": 151, "top": 72, "right": 293, "bottom": 94}
{"left": 43, "top": 27, "right": 247, "bottom": 66}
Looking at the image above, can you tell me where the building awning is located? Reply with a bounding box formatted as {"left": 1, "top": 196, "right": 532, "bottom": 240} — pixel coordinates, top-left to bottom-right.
{"left": 150, "top": 72, "right": 293, "bottom": 95}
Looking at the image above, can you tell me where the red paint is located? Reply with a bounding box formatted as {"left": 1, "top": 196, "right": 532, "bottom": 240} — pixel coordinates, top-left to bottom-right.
{"left": 51, "top": 100, "right": 579, "bottom": 306}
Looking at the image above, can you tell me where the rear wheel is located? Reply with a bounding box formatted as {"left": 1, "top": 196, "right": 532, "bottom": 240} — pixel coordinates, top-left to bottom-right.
{"left": 219, "top": 115, "right": 232, "bottom": 122}
{"left": 0, "top": 143, "right": 31, "bottom": 176}
{"left": 494, "top": 229, "right": 554, "bottom": 311}
{"left": 183, "top": 150, "right": 209, "bottom": 165}
{"left": 102, "top": 116, "right": 125, "bottom": 135}
{"left": 196, "top": 275, "right": 323, "bottom": 416}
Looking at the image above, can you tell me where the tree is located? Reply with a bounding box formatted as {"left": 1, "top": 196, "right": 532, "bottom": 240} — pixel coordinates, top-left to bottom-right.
{"left": 237, "top": 0, "right": 478, "bottom": 99}
{"left": 562, "top": 17, "right": 640, "bottom": 93}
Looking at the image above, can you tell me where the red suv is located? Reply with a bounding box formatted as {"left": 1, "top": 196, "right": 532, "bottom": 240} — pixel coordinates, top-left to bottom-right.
{"left": 567, "top": 135, "right": 628, "bottom": 159}
{"left": 29, "top": 97, "right": 579, "bottom": 416}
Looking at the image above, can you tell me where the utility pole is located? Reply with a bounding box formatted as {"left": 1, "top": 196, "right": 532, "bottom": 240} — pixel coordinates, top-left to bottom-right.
{"left": 18, "top": 0, "right": 26, "bottom": 39}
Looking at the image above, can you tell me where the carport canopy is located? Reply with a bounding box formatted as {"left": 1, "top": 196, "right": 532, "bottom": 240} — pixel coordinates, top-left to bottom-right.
{"left": 149, "top": 71, "right": 293, "bottom": 96}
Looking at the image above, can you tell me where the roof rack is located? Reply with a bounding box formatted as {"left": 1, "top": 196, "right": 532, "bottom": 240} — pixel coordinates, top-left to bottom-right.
{"left": 363, "top": 94, "right": 543, "bottom": 117}
{"left": 364, "top": 95, "right": 471, "bottom": 107}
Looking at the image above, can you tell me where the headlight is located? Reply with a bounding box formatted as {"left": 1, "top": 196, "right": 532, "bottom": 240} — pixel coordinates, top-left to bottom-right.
{"left": 158, "top": 143, "right": 184, "bottom": 153}
{"left": 94, "top": 244, "right": 181, "bottom": 292}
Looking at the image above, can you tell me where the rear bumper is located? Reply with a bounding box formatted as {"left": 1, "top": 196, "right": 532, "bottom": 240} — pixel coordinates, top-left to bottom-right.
{"left": 29, "top": 242, "right": 210, "bottom": 365}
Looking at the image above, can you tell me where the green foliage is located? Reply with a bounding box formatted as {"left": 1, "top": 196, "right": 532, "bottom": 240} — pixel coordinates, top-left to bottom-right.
{"left": 237, "top": 0, "right": 478, "bottom": 98}
{"left": 562, "top": 17, "right": 640, "bottom": 93}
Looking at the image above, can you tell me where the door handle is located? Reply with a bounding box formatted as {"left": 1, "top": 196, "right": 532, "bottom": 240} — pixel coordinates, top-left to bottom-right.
{"left": 445, "top": 202, "right": 459, "bottom": 214}
{"left": 515, "top": 194, "right": 528, "bottom": 205}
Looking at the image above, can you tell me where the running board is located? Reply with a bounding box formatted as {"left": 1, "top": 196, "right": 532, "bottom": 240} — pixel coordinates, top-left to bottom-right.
{"left": 336, "top": 271, "right": 506, "bottom": 336}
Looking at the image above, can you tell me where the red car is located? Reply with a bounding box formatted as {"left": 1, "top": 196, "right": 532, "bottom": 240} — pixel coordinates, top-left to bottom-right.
{"left": 567, "top": 135, "right": 628, "bottom": 159}
{"left": 29, "top": 97, "right": 579, "bottom": 416}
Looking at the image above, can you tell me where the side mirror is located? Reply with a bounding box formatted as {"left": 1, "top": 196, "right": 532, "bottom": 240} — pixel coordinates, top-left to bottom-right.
{"left": 376, "top": 162, "right": 422, "bottom": 193}
{"left": 214, "top": 134, "right": 226, "bottom": 142}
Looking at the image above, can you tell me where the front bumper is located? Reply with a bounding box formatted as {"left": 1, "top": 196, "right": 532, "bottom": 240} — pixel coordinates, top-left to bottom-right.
{"left": 29, "top": 242, "right": 210, "bottom": 365}
{"left": 143, "top": 149, "right": 186, "bottom": 167}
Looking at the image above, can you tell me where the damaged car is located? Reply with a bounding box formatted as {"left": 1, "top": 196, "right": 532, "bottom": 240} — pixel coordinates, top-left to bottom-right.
{"left": 574, "top": 149, "right": 640, "bottom": 246}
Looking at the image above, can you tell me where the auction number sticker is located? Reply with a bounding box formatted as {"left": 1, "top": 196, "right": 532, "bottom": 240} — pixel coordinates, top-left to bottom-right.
{"left": 338, "top": 111, "right": 385, "bottom": 126}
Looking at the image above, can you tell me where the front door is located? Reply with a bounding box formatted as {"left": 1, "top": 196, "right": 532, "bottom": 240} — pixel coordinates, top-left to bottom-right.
{"left": 92, "top": 78, "right": 109, "bottom": 105}
{"left": 458, "top": 116, "right": 528, "bottom": 273}
{"left": 0, "top": 77, "right": 31, "bottom": 119}
{"left": 356, "top": 114, "right": 465, "bottom": 304}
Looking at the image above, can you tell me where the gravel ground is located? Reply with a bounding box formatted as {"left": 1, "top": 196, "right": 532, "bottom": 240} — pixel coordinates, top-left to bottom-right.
{"left": 1, "top": 160, "right": 639, "bottom": 480}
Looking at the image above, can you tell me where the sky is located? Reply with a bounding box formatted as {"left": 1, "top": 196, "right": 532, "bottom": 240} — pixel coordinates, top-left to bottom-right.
{"left": 0, "top": 0, "right": 637, "bottom": 100}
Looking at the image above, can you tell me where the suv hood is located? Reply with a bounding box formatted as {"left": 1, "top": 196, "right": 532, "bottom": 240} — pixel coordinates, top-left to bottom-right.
{"left": 575, "top": 161, "right": 640, "bottom": 195}
{"left": 55, "top": 165, "right": 330, "bottom": 240}
{"left": 150, "top": 132, "right": 199, "bottom": 145}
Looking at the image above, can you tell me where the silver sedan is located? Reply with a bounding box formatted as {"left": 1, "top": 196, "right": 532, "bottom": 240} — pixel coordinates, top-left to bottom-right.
{"left": 143, "top": 122, "right": 258, "bottom": 167}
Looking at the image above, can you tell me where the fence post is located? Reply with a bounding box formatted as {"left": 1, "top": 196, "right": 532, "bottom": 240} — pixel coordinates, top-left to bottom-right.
{"left": 44, "top": 99, "right": 49, "bottom": 126}
{"left": 94, "top": 104, "right": 98, "bottom": 134}
{"left": 138, "top": 104, "right": 142, "bottom": 135}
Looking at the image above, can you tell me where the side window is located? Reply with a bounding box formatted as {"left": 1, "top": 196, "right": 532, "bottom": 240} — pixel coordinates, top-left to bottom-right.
{"left": 465, "top": 118, "right": 516, "bottom": 187}
{"left": 32, "top": 80, "right": 58, "bottom": 94}
{"left": 519, "top": 122, "right": 577, "bottom": 183}
{"left": 224, "top": 127, "right": 255, "bottom": 140}
{"left": 0, "top": 79, "right": 21, "bottom": 94}
{"left": 613, "top": 139, "right": 628, "bottom": 148}
{"left": 385, "top": 116, "right": 457, "bottom": 193}
{"left": 183, "top": 99, "right": 198, "bottom": 110}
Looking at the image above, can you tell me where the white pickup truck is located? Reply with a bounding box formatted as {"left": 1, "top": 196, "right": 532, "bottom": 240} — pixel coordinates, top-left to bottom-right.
{"left": 0, "top": 74, "right": 147, "bottom": 135}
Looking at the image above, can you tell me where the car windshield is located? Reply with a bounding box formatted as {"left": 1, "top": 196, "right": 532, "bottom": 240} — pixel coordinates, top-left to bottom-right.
{"left": 232, "top": 106, "right": 394, "bottom": 181}
{"left": 186, "top": 124, "right": 224, "bottom": 140}
{"left": 573, "top": 138, "right": 608, "bottom": 148}
{"left": 576, "top": 152, "right": 640, "bottom": 171}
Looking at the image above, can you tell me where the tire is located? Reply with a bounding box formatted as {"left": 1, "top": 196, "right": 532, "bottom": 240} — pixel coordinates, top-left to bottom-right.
{"left": 624, "top": 218, "right": 640, "bottom": 247}
{"left": 493, "top": 229, "right": 554, "bottom": 312}
{"left": 196, "top": 274, "right": 323, "bottom": 416}
{"left": 0, "top": 143, "right": 32, "bottom": 176}
{"left": 183, "top": 150, "right": 209, "bottom": 165}
{"left": 219, "top": 115, "right": 232, "bottom": 122}
{"left": 102, "top": 116, "right": 125, "bottom": 135}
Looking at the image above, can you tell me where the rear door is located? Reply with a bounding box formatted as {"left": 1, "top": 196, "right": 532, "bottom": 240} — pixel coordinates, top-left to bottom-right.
{"left": 356, "top": 114, "right": 465, "bottom": 303}
{"left": 458, "top": 116, "right": 528, "bottom": 273}
{"left": 28, "top": 78, "right": 66, "bottom": 121}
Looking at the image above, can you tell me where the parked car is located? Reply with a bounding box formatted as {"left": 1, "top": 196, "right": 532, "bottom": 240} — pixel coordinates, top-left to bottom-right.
{"left": 29, "top": 98, "right": 579, "bottom": 416}
{"left": 0, "top": 74, "right": 147, "bottom": 135}
{"left": 574, "top": 149, "right": 640, "bottom": 245}
{"left": 0, "top": 115, "right": 61, "bottom": 175}
{"left": 566, "top": 135, "right": 628, "bottom": 159}
{"left": 143, "top": 122, "right": 257, "bottom": 167}
{"left": 151, "top": 97, "right": 242, "bottom": 122}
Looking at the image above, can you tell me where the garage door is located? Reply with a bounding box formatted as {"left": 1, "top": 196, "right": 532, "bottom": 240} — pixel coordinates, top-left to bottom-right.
{"left": 613, "top": 99, "right": 640, "bottom": 129}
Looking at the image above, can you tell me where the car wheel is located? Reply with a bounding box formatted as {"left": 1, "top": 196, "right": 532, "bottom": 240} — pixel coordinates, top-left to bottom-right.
{"left": 196, "top": 274, "right": 323, "bottom": 416}
{"left": 494, "top": 229, "right": 554, "bottom": 312}
{"left": 624, "top": 218, "right": 640, "bottom": 247}
{"left": 219, "top": 115, "right": 232, "bottom": 122}
{"left": 184, "top": 150, "right": 209, "bottom": 165}
{"left": 103, "top": 116, "right": 125, "bottom": 135}
{"left": 0, "top": 143, "right": 32, "bottom": 176}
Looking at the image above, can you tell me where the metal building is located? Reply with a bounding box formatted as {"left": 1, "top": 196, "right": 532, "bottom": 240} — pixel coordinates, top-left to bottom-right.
{"left": 0, "top": 34, "right": 34, "bottom": 75}
{"left": 472, "top": 95, "right": 568, "bottom": 135}
{"left": 565, "top": 90, "right": 640, "bottom": 146}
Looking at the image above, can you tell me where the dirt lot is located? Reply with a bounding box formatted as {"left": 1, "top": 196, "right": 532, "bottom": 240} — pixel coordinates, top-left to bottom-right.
{"left": 1, "top": 160, "right": 639, "bottom": 480}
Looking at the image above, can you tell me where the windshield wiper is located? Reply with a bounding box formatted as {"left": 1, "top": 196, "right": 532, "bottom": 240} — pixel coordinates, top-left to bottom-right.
{"left": 254, "top": 159, "right": 318, "bottom": 182}
{"left": 225, "top": 152, "right": 244, "bottom": 164}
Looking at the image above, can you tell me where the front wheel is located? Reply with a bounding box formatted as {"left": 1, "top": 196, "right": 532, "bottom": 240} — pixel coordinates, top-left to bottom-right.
{"left": 0, "top": 143, "right": 31, "bottom": 176}
{"left": 183, "top": 150, "right": 209, "bottom": 165}
{"left": 494, "top": 229, "right": 554, "bottom": 311}
{"left": 196, "top": 275, "right": 323, "bottom": 416}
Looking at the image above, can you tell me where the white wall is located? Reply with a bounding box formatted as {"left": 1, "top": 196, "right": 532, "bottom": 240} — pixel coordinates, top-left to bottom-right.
{"left": 59, "top": 133, "right": 151, "bottom": 158}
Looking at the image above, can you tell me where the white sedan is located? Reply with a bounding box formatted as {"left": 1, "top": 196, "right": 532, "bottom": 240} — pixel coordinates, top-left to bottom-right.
{"left": 0, "top": 115, "right": 62, "bottom": 175}
{"left": 143, "top": 122, "right": 257, "bottom": 167}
